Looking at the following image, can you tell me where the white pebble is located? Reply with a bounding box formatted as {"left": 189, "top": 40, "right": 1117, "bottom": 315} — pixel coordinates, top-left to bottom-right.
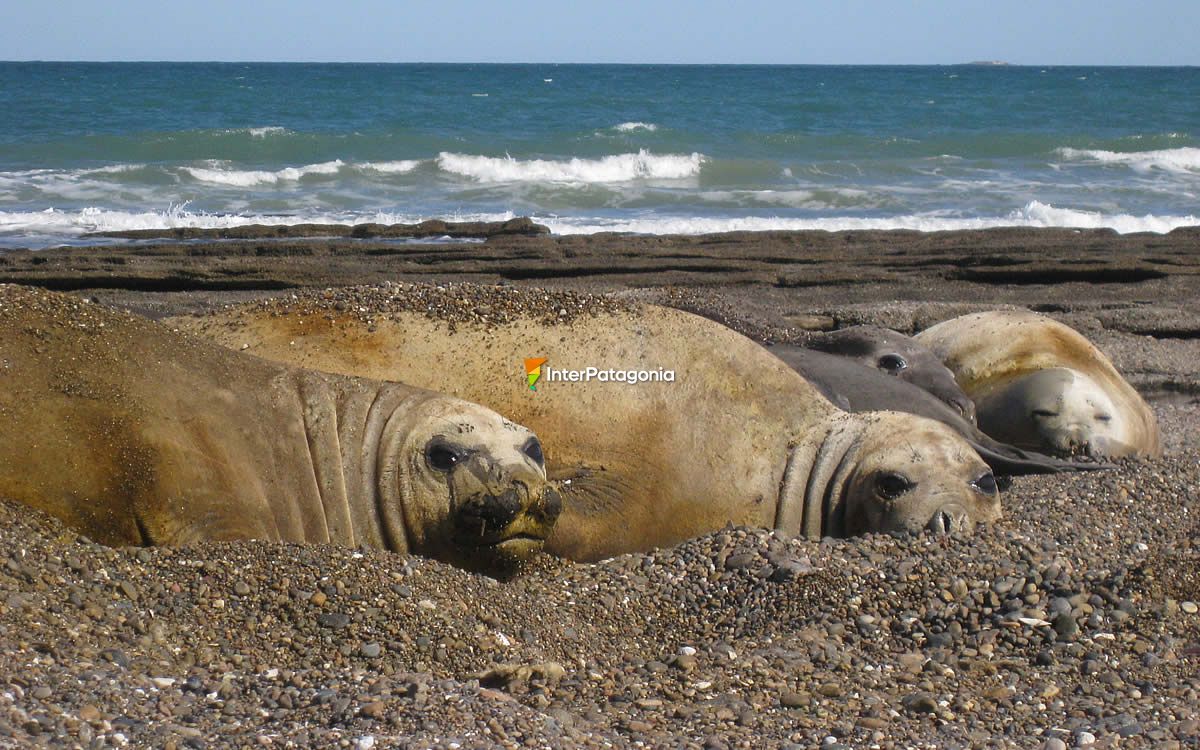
{"left": 1076, "top": 731, "right": 1096, "bottom": 746}
{"left": 354, "top": 736, "right": 375, "bottom": 750}
{"left": 679, "top": 646, "right": 696, "bottom": 656}
{"left": 1181, "top": 601, "right": 1198, "bottom": 614}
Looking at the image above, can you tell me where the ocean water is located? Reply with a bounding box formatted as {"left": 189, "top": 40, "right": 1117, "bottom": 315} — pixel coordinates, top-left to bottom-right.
{"left": 1, "top": 62, "right": 1198, "bottom": 248}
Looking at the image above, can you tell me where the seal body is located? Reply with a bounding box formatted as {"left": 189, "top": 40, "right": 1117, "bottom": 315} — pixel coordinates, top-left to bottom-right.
{"left": 767, "top": 346, "right": 1097, "bottom": 475}
{"left": 173, "top": 288, "right": 1003, "bottom": 561}
{"left": 915, "top": 310, "right": 1160, "bottom": 458}
{"left": 0, "top": 285, "right": 558, "bottom": 570}
{"left": 801, "top": 326, "right": 976, "bottom": 422}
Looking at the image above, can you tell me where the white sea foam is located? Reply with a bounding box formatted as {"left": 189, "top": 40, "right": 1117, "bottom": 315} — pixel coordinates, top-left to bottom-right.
{"left": 183, "top": 160, "right": 345, "bottom": 186}
{"left": 436, "top": 150, "right": 704, "bottom": 183}
{"left": 697, "top": 188, "right": 881, "bottom": 209}
{"left": 0, "top": 206, "right": 518, "bottom": 244}
{"left": 613, "top": 122, "right": 658, "bottom": 132}
{"left": 358, "top": 160, "right": 422, "bottom": 174}
{"left": 248, "top": 126, "right": 290, "bottom": 138}
{"left": 538, "top": 202, "right": 1198, "bottom": 235}
{"left": 83, "top": 164, "right": 145, "bottom": 175}
{"left": 1, "top": 203, "right": 1194, "bottom": 248}
{"left": 1056, "top": 146, "right": 1200, "bottom": 174}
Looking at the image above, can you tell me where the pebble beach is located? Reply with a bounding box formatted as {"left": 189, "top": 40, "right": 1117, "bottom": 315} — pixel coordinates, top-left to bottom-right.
{"left": 1, "top": 225, "right": 1198, "bottom": 748}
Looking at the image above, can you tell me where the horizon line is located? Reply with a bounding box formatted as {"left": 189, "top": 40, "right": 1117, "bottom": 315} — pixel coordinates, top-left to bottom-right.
{"left": 2, "top": 59, "right": 1198, "bottom": 68}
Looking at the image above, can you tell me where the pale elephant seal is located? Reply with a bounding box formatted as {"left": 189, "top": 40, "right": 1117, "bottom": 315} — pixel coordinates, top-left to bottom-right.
{"left": 915, "top": 310, "right": 1161, "bottom": 459}
{"left": 766, "top": 345, "right": 1102, "bottom": 475}
{"left": 802, "top": 326, "right": 976, "bottom": 422}
{"left": 170, "top": 285, "right": 1003, "bottom": 561}
{"left": 0, "top": 285, "right": 559, "bottom": 571}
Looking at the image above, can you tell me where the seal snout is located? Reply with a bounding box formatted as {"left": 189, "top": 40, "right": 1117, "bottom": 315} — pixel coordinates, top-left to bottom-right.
{"left": 453, "top": 482, "right": 563, "bottom": 540}
{"left": 1045, "top": 424, "right": 1102, "bottom": 458}
{"left": 455, "top": 486, "right": 525, "bottom": 537}
{"left": 927, "top": 503, "right": 972, "bottom": 536}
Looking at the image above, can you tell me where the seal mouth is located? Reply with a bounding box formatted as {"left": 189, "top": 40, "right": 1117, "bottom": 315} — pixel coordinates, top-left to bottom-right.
{"left": 461, "top": 525, "right": 551, "bottom": 550}
{"left": 452, "top": 507, "right": 552, "bottom": 551}
{"left": 450, "top": 484, "right": 560, "bottom": 550}
{"left": 485, "top": 532, "right": 548, "bottom": 553}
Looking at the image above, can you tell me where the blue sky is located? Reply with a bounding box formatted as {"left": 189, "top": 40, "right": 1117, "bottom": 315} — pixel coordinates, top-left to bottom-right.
{"left": 5, "top": 0, "right": 1198, "bottom": 65}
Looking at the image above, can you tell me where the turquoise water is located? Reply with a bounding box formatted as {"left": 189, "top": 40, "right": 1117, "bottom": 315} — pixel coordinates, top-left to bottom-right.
{"left": 1, "top": 63, "right": 1198, "bottom": 247}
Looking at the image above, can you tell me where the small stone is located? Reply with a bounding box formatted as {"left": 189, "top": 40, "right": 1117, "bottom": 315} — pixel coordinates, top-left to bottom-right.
{"left": 1075, "top": 731, "right": 1096, "bottom": 746}
{"left": 1043, "top": 739, "right": 1067, "bottom": 750}
{"left": 901, "top": 693, "right": 938, "bottom": 714}
{"left": 361, "top": 642, "right": 382, "bottom": 658}
{"left": 359, "top": 701, "right": 387, "bottom": 719}
{"left": 31, "top": 686, "right": 52, "bottom": 700}
{"left": 317, "top": 613, "right": 351, "bottom": 629}
{"left": 779, "top": 691, "right": 807, "bottom": 708}
{"left": 817, "top": 682, "right": 843, "bottom": 698}
{"left": 1181, "top": 601, "right": 1199, "bottom": 614}
{"left": 672, "top": 654, "right": 698, "bottom": 672}
{"left": 724, "top": 553, "right": 756, "bottom": 570}
{"left": 234, "top": 581, "right": 252, "bottom": 596}
{"left": 78, "top": 705, "right": 101, "bottom": 722}
{"left": 309, "top": 591, "right": 327, "bottom": 606}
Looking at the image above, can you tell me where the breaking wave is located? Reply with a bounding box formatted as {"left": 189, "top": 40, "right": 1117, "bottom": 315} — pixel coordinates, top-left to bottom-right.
{"left": 183, "top": 160, "right": 345, "bottom": 186}
{"left": 1056, "top": 146, "right": 1200, "bottom": 174}
{"left": 612, "top": 122, "right": 658, "bottom": 132}
{"left": 436, "top": 150, "right": 704, "bottom": 183}
{"left": 539, "top": 202, "right": 1199, "bottom": 235}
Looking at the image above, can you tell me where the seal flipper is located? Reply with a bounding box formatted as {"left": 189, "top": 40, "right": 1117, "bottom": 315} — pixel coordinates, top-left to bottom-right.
{"left": 543, "top": 463, "right": 644, "bottom": 561}
{"left": 546, "top": 464, "right": 632, "bottom": 517}
{"left": 968, "top": 435, "right": 1114, "bottom": 475}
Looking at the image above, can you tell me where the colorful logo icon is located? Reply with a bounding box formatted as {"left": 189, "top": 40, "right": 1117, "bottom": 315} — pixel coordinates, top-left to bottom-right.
{"left": 524, "top": 357, "right": 548, "bottom": 391}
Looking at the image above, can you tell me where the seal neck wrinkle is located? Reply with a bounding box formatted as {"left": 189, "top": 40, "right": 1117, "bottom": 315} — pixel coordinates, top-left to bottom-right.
{"left": 368, "top": 386, "right": 421, "bottom": 556}
{"left": 297, "top": 371, "right": 416, "bottom": 550}
{"left": 774, "top": 418, "right": 862, "bottom": 539}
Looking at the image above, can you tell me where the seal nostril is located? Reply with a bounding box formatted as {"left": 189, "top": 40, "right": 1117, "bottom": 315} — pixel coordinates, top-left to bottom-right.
{"left": 540, "top": 488, "right": 563, "bottom": 522}
{"left": 459, "top": 490, "right": 522, "bottom": 533}
{"left": 939, "top": 512, "right": 952, "bottom": 534}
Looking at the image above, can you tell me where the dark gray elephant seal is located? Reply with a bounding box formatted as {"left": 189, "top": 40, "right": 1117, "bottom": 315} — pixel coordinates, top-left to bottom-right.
{"left": 169, "top": 286, "right": 1004, "bottom": 562}
{"left": 802, "top": 326, "right": 976, "bottom": 423}
{"left": 916, "top": 310, "right": 1161, "bottom": 459}
{"left": 767, "top": 346, "right": 1103, "bottom": 475}
{"left": 0, "top": 285, "right": 559, "bottom": 572}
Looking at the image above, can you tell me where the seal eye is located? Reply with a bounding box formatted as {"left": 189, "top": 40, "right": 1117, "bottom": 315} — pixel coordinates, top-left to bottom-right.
{"left": 1095, "top": 413, "right": 1112, "bottom": 423}
{"left": 1032, "top": 409, "right": 1057, "bottom": 419}
{"left": 522, "top": 436, "right": 545, "bottom": 466}
{"left": 425, "top": 439, "right": 462, "bottom": 472}
{"left": 877, "top": 354, "right": 908, "bottom": 373}
{"left": 875, "top": 472, "right": 913, "bottom": 500}
{"left": 972, "top": 472, "right": 999, "bottom": 496}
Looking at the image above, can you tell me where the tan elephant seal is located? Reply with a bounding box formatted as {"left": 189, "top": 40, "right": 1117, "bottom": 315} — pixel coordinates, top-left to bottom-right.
{"left": 915, "top": 310, "right": 1161, "bottom": 459}
{"left": 171, "top": 284, "right": 1003, "bottom": 561}
{"left": 0, "top": 285, "right": 559, "bottom": 572}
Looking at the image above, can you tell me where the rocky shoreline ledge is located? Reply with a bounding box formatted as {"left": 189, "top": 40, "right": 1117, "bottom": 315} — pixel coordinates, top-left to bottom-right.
{"left": 0, "top": 226, "right": 1197, "bottom": 748}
